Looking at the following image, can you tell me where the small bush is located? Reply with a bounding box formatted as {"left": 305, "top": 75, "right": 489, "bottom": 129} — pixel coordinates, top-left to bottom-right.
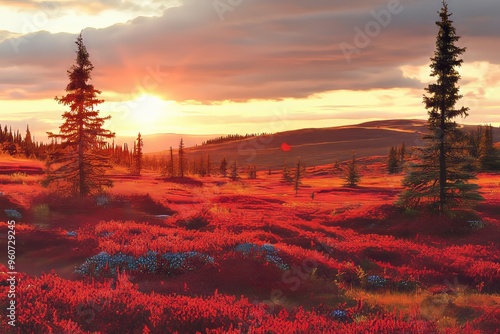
{"left": 395, "top": 280, "right": 420, "bottom": 292}
{"left": 364, "top": 275, "right": 388, "bottom": 290}
{"left": 177, "top": 209, "right": 211, "bottom": 230}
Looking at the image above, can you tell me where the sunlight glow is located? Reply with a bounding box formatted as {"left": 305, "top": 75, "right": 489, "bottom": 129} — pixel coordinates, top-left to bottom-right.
{"left": 128, "top": 94, "right": 170, "bottom": 126}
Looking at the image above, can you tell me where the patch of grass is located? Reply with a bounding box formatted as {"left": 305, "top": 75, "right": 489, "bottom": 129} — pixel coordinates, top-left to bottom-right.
{"left": 32, "top": 204, "right": 50, "bottom": 227}
{"left": 454, "top": 293, "right": 500, "bottom": 309}
{"left": 208, "top": 204, "right": 231, "bottom": 215}
{"left": 348, "top": 289, "right": 500, "bottom": 332}
{"left": 10, "top": 172, "right": 28, "bottom": 183}
{"left": 0, "top": 172, "right": 39, "bottom": 185}
{"left": 348, "top": 289, "right": 425, "bottom": 314}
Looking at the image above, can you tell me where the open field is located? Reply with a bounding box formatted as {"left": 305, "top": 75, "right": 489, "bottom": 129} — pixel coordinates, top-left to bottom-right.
{"left": 0, "top": 156, "right": 499, "bottom": 333}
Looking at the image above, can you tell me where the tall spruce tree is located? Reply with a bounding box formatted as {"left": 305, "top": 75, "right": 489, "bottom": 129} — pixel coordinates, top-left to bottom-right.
{"left": 45, "top": 33, "right": 115, "bottom": 197}
{"left": 400, "top": 2, "right": 482, "bottom": 212}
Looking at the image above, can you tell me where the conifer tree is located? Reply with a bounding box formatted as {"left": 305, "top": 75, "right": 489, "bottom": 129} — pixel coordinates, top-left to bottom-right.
{"left": 248, "top": 165, "right": 257, "bottom": 179}
{"left": 123, "top": 143, "right": 130, "bottom": 168}
{"left": 345, "top": 152, "right": 361, "bottom": 187}
{"left": 220, "top": 157, "right": 228, "bottom": 177}
{"left": 293, "top": 160, "right": 307, "bottom": 196}
{"left": 23, "top": 125, "right": 34, "bottom": 158}
{"left": 45, "top": 33, "right": 115, "bottom": 196}
{"left": 7, "top": 127, "right": 13, "bottom": 143}
{"left": 168, "top": 146, "right": 175, "bottom": 177}
{"left": 178, "top": 138, "right": 186, "bottom": 177}
{"left": 230, "top": 160, "right": 239, "bottom": 181}
{"left": 401, "top": 2, "right": 482, "bottom": 212}
{"left": 387, "top": 147, "right": 399, "bottom": 174}
{"left": 282, "top": 161, "right": 293, "bottom": 183}
{"left": 132, "top": 132, "right": 143, "bottom": 175}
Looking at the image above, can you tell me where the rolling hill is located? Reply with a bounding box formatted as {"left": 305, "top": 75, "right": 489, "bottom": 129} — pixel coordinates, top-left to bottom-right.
{"left": 146, "top": 119, "right": 500, "bottom": 169}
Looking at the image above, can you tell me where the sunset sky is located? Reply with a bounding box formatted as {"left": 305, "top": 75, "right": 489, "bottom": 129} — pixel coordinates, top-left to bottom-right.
{"left": 0, "top": 0, "right": 499, "bottom": 141}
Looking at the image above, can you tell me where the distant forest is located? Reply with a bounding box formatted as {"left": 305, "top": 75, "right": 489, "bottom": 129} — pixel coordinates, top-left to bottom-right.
{"left": 0, "top": 124, "right": 50, "bottom": 160}
{"left": 201, "top": 133, "right": 270, "bottom": 146}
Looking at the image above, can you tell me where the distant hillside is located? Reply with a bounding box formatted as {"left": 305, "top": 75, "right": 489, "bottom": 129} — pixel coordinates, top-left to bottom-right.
{"left": 115, "top": 133, "right": 223, "bottom": 153}
{"left": 147, "top": 120, "right": 500, "bottom": 169}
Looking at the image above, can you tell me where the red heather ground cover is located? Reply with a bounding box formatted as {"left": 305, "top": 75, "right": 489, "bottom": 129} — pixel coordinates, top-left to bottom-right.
{"left": 0, "top": 158, "right": 499, "bottom": 333}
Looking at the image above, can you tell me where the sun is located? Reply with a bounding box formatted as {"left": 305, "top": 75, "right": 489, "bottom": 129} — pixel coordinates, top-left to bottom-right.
{"left": 128, "top": 94, "right": 168, "bottom": 125}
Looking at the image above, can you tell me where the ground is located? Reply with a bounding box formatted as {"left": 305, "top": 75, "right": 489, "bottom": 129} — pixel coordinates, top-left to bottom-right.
{"left": 0, "top": 156, "right": 499, "bottom": 333}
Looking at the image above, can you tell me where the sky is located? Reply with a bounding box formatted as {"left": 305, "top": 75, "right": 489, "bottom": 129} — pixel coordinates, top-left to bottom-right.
{"left": 0, "top": 0, "right": 499, "bottom": 141}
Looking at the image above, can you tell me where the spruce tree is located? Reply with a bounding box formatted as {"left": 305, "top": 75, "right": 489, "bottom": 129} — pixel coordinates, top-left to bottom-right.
{"left": 345, "top": 152, "right": 361, "bottom": 187}
{"left": 45, "top": 33, "right": 115, "bottom": 196}
{"left": 220, "top": 157, "right": 228, "bottom": 177}
{"left": 123, "top": 143, "right": 130, "bottom": 167}
{"left": 178, "top": 138, "right": 186, "bottom": 177}
{"left": 7, "top": 127, "right": 13, "bottom": 143}
{"left": 169, "top": 146, "right": 175, "bottom": 177}
{"left": 230, "top": 161, "right": 239, "bottom": 181}
{"left": 282, "top": 161, "right": 293, "bottom": 183}
{"left": 401, "top": 1, "right": 482, "bottom": 212}
{"left": 293, "top": 160, "right": 306, "bottom": 196}
{"left": 23, "top": 125, "right": 34, "bottom": 158}
{"left": 132, "top": 132, "right": 143, "bottom": 175}
{"left": 248, "top": 165, "right": 257, "bottom": 179}
{"left": 387, "top": 147, "right": 399, "bottom": 174}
